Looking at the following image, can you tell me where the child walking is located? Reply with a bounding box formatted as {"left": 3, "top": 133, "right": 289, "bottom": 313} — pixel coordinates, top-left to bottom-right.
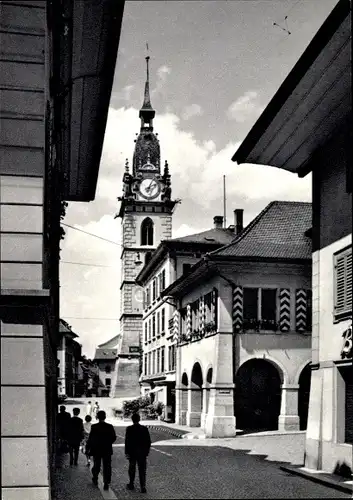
{"left": 82, "top": 415, "right": 93, "bottom": 466}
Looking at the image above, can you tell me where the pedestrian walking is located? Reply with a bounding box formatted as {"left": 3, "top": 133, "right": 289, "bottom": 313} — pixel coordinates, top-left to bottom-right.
{"left": 82, "top": 415, "right": 93, "bottom": 466}
{"left": 67, "top": 407, "right": 84, "bottom": 466}
{"left": 93, "top": 401, "right": 100, "bottom": 420}
{"left": 57, "top": 405, "right": 71, "bottom": 453}
{"left": 86, "top": 400, "right": 92, "bottom": 417}
{"left": 125, "top": 412, "right": 151, "bottom": 494}
{"left": 87, "top": 410, "right": 116, "bottom": 491}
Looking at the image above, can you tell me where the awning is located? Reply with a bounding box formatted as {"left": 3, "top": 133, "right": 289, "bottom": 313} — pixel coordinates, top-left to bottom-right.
{"left": 148, "top": 387, "right": 164, "bottom": 394}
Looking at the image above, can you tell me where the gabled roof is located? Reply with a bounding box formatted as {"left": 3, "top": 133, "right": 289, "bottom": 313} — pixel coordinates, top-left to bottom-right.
{"left": 59, "top": 319, "right": 78, "bottom": 338}
{"left": 172, "top": 228, "right": 235, "bottom": 245}
{"left": 136, "top": 227, "right": 235, "bottom": 285}
{"left": 94, "top": 348, "right": 118, "bottom": 360}
{"left": 163, "top": 201, "right": 312, "bottom": 298}
{"left": 211, "top": 201, "right": 312, "bottom": 260}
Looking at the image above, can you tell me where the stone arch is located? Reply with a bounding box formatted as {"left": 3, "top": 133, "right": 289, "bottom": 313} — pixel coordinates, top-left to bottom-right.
{"left": 141, "top": 217, "right": 154, "bottom": 246}
{"left": 297, "top": 362, "right": 311, "bottom": 430}
{"left": 191, "top": 362, "right": 203, "bottom": 390}
{"left": 181, "top": 372, "right": 188, "bottom": 387}
{"left": 204, "top": 366, "right": 213, "bottom": 414}
{"left": 235, "top": 358, "right": 282, "bottom": 432}
{"left": 294, "top": 360, "right": 312, "bottom": 385}
{"left": 188, "top": 362, "right": 203, "bottom": 427}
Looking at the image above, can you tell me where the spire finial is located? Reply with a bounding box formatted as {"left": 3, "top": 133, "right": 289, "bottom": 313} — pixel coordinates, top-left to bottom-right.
{"left": 139, "top": 44, "right": 155, "bottom": 123}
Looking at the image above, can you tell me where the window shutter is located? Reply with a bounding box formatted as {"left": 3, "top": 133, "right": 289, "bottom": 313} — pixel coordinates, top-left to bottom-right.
{"left": 199, "top": 296, "right": 205, "bottom": 336}
{"left": 172, "top": 310, "right": 180, "bottom": 342}
{"left": 212, "top": 288, "right": 218, "bottom": 329}
{"left": 296, "top": 289, "right": 307, "bottom": 332}
{"left": 232, "top": 286, "right": 243, "bottom": 332}
{"left": 335, "top": 249, "right": 352, "bottom": 319}
{"left": 186, "top": 304, "right": 191, "bottom": 338}
{"left": 279, "top": 289, "right": 291, "bottom": 332}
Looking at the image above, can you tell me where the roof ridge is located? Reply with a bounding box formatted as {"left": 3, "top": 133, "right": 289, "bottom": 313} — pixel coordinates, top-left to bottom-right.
{"left": 209, "top": 201, "right": 276, "bottom": 257}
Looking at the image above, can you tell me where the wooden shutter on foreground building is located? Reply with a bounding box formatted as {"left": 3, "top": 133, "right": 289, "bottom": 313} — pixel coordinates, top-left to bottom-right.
{"left": 334, "top": 248, "right": 352, "bottom": 322}
{"left": 296, "top": 289, "right": 308, "bottom": 332}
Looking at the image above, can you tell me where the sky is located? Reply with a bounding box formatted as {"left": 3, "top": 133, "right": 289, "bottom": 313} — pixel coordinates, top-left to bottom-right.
{"left": 60, "top": 0, "right": 339, "bottom": 358}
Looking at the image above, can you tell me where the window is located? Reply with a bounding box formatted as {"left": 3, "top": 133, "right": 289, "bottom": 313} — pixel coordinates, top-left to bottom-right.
{"left": 105, "top": 378, "right": 111, "bottom": 387}
{"left": 152, "top": 278, "right": 157, "bottom": 301}
{"left": 191, "top": 299, "right": 200, "bottom": 331}
{"left": 161, "top": 269, "right": 166, "bottom": 292}
{"left": 152, "top": 314, "right": 156, "bottom": 339}
{"left": 105, "top": 365, "right": 111, "bottom": 374}
{"left": 168, "top": 345, "right": 176, "bottom": 371}
{"left": 141, "top": 217, "right": 154, "bottom": 246}
{"left": 144, "top": 323, "right": 148, "bottom": 343}
{"left": 148, "top": 319, "right": 152, "bottom": 341}
{"left": 183, "top": 264, "right": 192, "bottom": 275}
{"left": 148, "top": 352, "right": 151, "bottom": 375}
{"left": 161, "top": 308, "right": 165, "bottom": 334}
{"left": 145, "top": 287, "right": 150, "bottom": 308}
{"left": 204, "top": 292, "right": 212, "bottom": 323}
{"left": 243, "top": 288, "right": 258, "bottom": 321}
{"left": 156, "top": 311, "right": 160, "bottom": 336}
{"left": 157, "top": 348, "right": 160, "bottom": 373}
{"left": 144, "top": 354, "right": 147, "bottom": 375}
{"left": 261, "top": 288, "right": 277, "bottom": 323}
{"left": 161, "top": 346, "right": 165, "bottom": 373}
{"left": 152, "top": 350, "right": 156, "bottom": 374}
{"left": 243, "top": 287, "right": 278, "bottom": 330}
{"left": 334, "top": 247, "right": 352, "bottom": 321}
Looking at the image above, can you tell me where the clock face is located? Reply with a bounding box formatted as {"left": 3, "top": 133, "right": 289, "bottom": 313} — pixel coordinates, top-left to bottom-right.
{"left": 139, "top": 177, "right": 161, "bottom": 200}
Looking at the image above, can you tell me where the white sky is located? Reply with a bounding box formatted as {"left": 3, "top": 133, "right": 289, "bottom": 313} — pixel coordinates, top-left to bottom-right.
{"left": 60, "top": 0, "right": 338, "bottom": 358}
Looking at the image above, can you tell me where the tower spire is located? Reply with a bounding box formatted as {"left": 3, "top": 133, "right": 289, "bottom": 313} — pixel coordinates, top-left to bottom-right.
{"left": 139, "top": 44, "right": 155, "bottom": 127}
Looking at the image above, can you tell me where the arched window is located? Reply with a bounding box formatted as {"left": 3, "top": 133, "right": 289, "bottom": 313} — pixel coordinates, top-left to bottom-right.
{"left": 141, "top": 217, "right": 154, "bottom": 246}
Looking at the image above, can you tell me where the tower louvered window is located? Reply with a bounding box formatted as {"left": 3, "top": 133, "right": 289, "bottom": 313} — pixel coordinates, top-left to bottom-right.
{"left": 334, "top": 247, "right": 352, "bottom": 322}
{"left": 141, "top": 217, "right": 154, "bottom": 246}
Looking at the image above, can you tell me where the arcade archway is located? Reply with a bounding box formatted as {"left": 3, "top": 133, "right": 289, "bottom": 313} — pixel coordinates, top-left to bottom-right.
{"left": 235, "top": 359, "right": 282, "bottom": 432}
{"left": 298, "top": 364, "right": 311, "bottom": 430}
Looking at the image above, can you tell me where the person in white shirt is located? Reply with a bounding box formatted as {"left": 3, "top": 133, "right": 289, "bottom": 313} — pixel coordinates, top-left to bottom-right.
{"left": 86, "top": 401, "right": 92, "bottom": 417}
{"left": 82, "top": 415, "right": 93, "bottom": 466}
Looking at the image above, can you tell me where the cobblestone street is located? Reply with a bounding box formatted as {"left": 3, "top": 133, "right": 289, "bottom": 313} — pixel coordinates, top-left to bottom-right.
{"left": 53, "top": 427, "right": 351, "bottom": 499}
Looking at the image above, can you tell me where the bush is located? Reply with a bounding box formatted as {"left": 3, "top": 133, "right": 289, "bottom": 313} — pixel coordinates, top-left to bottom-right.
{"left": 123, "top": 396, "right": 151, "bottom": 418}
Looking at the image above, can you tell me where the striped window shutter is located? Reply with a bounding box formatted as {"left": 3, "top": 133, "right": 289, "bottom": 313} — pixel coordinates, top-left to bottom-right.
{"left": 212, "top": 288, "right": 218, "bottom": 328}
{"left": 295, "top": 289, "right": 307, "bottom": 332}
{"left": 279, "top": 289, "right": 291, "bottom": 332}
{"left": 172, "top": 310, "right": 180, "bottom": 342}
{"left": 186, "top": 304, "right": 191, "bottom": 338}
{"left": 199, "top": 296, "right": 205, "bottom": 335}
{"left": 334, "top": 249, "right": 352, "bottom": 319}
{"left": 232, "top": 286, "right": 243, "bottom": 332}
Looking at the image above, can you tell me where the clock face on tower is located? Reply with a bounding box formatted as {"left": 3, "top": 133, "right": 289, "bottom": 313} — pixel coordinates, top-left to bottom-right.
{"left": 139, "top": 177, "right": 161, "bottom": 200}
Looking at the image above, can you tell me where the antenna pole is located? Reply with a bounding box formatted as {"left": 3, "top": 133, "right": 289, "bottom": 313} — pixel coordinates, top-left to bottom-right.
{"left": 223, "top": 175, "right": 227, "bottom": 228}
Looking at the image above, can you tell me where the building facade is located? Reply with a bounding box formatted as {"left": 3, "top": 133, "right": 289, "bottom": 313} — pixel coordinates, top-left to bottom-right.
{"left": 163, "top": 202, "right": 312, "bottom": 438}
{"left": 93, "top": 336, "right": 119, "bottom": 396}
{"left": 0, "top": 1, "right": 124, "bottom": 498}
{"left": 57, "top": 320, "right": 82, "bottom": 398}
{"left": 136, "top": 216, "right": 236, "bottom": 420}
{"left": 233, "top": 0, "right": 352, "bottom": 475}
{"left": 110, "top": 56, "right": 178, "bottom": 398}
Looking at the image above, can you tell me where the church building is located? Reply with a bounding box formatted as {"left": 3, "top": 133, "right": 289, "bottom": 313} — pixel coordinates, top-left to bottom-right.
{"left": 107, "top": 56, "right": 178, "bottom": 398}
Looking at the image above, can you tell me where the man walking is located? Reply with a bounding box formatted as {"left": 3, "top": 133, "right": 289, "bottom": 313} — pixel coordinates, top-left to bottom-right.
{"left": 57, "top": 405, "right": 71, "bottom": 453}
{"left": 67, "top": 407, "right": 84, "bottom": 466}
{"left": 125, "top": 412, "right": 151, "bottom": 494}
{"left": 87, "top": 410, "right": 116, "bottom": 491}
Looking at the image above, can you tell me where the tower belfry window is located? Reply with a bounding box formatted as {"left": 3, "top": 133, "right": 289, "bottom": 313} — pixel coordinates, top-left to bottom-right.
{"left": 141, "top": 217, "right": 154, "bottom": 246}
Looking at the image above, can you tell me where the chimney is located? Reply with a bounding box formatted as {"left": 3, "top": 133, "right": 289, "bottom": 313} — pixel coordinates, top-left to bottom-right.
{"left": 213, "top": 215, "right": 223, "bottom": 229}
{"left": 234, "top": 209, "right": 244, "bottom": 235}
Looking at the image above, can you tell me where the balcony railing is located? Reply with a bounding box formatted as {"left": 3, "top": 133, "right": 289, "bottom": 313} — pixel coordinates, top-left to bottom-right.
{"left": 241, "top": 318, "right": 278, "bottom": 332}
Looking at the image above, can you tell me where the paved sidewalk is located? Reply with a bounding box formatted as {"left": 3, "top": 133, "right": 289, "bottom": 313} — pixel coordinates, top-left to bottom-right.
{"left": 280, "top": 465, "right": 352, "bottom": 495}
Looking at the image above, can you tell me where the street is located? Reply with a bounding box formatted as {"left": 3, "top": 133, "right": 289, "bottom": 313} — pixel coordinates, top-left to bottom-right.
{"left": 53, "top": 427, "right": 351, "bottom": 499}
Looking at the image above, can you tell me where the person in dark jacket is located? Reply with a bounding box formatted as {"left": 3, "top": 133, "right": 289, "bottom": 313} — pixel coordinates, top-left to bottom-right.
{"left": 67, "top": 407, "right": 84, "bottom": 466}
{"left": 57, "top": 405, "right": 71, "bottom": 453}
{"left": 125, "top": 412, "right": 151, "bottom": 493}
{"left": 86, "top": 410, "right": 116, "bottom": 491}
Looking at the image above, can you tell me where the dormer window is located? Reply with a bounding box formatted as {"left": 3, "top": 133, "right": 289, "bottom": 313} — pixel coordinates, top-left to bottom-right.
{"left": 141, "top": 217, "right": 154, "bottom": 246}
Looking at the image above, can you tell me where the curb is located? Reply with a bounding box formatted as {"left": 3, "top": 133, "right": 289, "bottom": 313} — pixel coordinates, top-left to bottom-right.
{"left": 145, "top": 425, "right": 186, "bottom": 439}
{"left": 280, "top": 466, "right": 352, "bottom": 494}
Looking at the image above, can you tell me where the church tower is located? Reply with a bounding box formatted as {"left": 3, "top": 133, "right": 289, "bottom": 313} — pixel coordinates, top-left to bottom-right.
{"left": 111, "top": 56, "right": 178, "bottom": 398}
